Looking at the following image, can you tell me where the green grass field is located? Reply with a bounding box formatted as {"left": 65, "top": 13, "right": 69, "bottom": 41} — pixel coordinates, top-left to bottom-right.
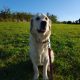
{"left": 0, "top": 22, "right": 80, "bottom": 80}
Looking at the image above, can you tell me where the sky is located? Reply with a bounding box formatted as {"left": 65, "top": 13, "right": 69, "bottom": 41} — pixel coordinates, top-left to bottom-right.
{"left": 0, "top": 0, "right": 80, "bottom": 21}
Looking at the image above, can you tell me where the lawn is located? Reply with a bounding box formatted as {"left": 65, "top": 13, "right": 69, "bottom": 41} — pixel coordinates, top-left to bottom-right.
{"left": 0, "top": 22, "right": 80, "bottom": 80}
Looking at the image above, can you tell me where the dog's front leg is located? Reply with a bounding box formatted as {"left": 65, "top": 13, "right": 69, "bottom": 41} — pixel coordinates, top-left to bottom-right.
{"left": 33, "top": 62, "right": 39, "bottom": 80}
{"left": 43, "top": 58, "right": 49, "bottom": 80}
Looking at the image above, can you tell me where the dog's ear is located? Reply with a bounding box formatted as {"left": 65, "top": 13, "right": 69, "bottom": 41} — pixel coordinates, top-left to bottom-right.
{"left": 49, "top": 19, "right": 52, "bottom": 30}
{"left": 30, "top": 19, "right": 33, "bottom": 32}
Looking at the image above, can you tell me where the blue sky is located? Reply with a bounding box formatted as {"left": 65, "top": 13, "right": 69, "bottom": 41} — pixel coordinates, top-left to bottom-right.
{"left": 0, "top": 0, "right": 80, "bottom": 21}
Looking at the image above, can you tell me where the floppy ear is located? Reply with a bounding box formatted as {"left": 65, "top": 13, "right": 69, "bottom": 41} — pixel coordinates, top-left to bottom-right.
{"left": 30, "top": 19, "right": 33, "bottom": 32}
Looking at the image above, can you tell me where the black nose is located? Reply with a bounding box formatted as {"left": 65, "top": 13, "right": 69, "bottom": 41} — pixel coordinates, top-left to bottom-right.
{"left": 40, "top": 21, "right": 46, "bottom": 30}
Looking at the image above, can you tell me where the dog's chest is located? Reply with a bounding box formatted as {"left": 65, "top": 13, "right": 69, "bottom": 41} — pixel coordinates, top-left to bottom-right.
{"left": 30, "top": 41, "right": 49, "bottom": 65}
{"left": 36, "top": 44, "right": 48, "bottom": 65}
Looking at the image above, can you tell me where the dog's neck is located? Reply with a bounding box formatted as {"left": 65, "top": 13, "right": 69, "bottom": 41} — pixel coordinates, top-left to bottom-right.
{"left": 37, "top": 39, "right": 49, "bottom": 44}
{"left": 31, "top": 31, "right": 51, "bottom": 44}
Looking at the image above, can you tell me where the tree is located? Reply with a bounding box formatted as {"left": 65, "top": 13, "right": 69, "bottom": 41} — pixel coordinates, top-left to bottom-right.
{"left": 75, "top": 20, "right": 79, "bottom": 24}
{"left": 67, "top": 21, "right": 72, "bottom": 24}
{"left": 47, "top": 13, "right": 57, "bottom": 23}
{"left": 50, "top": 15, "right": 57, "bottom": 23}
{"left": 0, "top": 8, "right": 12, "bottom": 21}
{"left": 78, "top": 18, "right": 80, "bottom": 24}
{"left": 62, "top": 21, "right": 67, "bottom": 24}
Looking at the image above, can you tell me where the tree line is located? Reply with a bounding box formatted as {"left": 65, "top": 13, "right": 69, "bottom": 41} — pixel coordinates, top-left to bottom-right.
{"left": 1, "top": 8, "right": 79, "bottom": 24}
{"left": 61, "top": 19, "right": 80, "bottom": 24}
{"left": 0, "top": 8, "right": 57, "bottom": 23}
{"left": 0, "top": 8, "right": 32, "bottom": 22}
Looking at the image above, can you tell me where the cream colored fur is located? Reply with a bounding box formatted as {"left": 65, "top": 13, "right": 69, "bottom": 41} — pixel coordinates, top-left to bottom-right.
{"left": 29, "top": 14, "right": 54, "bottom": 80}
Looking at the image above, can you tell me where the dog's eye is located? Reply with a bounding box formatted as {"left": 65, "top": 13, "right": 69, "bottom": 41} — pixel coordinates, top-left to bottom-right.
{"left": 45, "top": 17, "right": 48, "bottom": 20}
{"left": 36, "top": 17, "right": 40, "bottom": 21}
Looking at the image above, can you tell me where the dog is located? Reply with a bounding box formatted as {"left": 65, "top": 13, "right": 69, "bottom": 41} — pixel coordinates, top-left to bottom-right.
{"left": 29, "top": 14, "right": 54, "bottom": 80}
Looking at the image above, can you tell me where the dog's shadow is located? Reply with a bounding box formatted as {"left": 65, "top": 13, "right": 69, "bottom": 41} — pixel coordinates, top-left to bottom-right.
{"left": 0, "top": 60, "right": 33, "bottom": 80}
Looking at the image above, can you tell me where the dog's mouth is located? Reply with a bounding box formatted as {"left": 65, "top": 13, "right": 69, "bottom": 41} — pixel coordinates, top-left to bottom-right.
{"left": 37, "top": 21, "right": 47, "bottom": 33}
{"left": 37, "top": 29, "right": 46, "bottom": 33}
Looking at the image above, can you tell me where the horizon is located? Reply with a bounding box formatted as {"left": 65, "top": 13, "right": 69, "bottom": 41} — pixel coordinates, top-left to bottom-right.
{"left": 0, "top": 0, "right": 80, "bottom": 21}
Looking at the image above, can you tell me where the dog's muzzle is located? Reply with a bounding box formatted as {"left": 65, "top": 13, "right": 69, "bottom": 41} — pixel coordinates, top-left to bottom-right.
{"left": 37, "top": 21, "right": 46, "bottom": 33}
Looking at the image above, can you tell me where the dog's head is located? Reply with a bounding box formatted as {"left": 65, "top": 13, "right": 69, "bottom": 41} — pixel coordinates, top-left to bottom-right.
{"left": 30, "top": 14, "right": 51, "bottom": 33}
{"left": 30, "top": 14, "right": 51, "bottom": 42}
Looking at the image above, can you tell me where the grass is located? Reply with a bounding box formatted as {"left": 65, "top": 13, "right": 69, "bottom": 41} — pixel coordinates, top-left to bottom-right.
{"left": 51, "top": 24, "right": 80, "bottom": 80}
{"left": 0, "top": 22, "right": 80, "bottom": 80}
